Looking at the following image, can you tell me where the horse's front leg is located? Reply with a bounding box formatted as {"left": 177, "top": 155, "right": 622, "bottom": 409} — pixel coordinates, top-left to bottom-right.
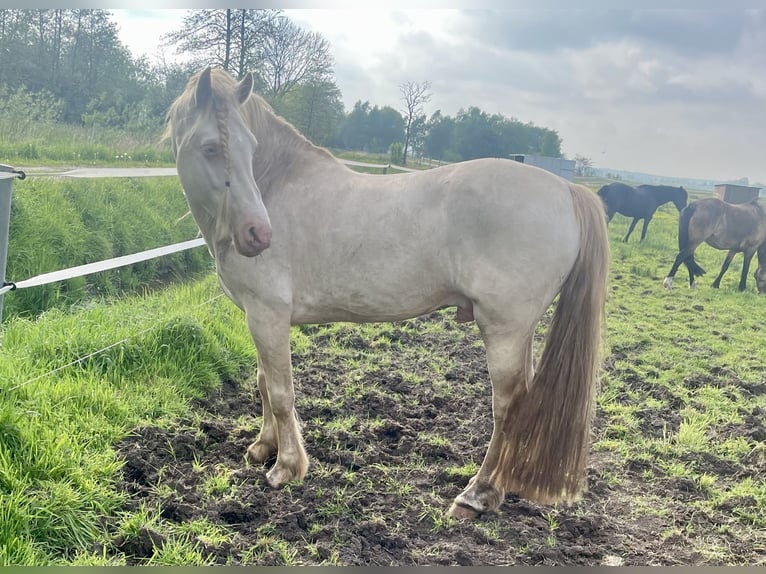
{"left": 711, "top": 249, "right": 737, "bottom": 289}
{"left": 639, "top": 216, "right": 652, "bottom": 241}
{"left": 738, "top": 249, "right": 756, "bottom": 292}
{"left": 623, "top": 218, "right": 639, "bottom": 242}
{"left": 246, "top": 355, "right": 278, "bottom": 463}
{"left": 245, "top": 311, "right": 309, "bottom": 488}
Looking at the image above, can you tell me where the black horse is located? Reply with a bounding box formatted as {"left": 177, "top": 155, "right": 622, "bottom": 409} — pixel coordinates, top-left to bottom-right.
{"left": 597, "top": 182, "right": 688, "bottom": 242}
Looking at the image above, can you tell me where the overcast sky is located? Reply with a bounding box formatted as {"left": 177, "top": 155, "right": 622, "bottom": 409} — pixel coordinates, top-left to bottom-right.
{"left": 111, "top": 8, "right": 766, "bottom": 185}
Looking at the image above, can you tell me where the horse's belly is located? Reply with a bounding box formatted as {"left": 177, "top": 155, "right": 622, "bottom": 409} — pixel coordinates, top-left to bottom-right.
{"left": 290, "top": 288, "right": 467, "bottom": 324}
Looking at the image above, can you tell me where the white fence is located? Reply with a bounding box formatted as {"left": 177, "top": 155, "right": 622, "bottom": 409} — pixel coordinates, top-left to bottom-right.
{"left": 0, "top": 160, "right": 418, "bottom": 338}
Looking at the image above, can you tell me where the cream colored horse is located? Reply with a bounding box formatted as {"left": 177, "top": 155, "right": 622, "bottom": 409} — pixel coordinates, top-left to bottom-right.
{"left": 165, "top": 67, "right": 610, "bottom": 519}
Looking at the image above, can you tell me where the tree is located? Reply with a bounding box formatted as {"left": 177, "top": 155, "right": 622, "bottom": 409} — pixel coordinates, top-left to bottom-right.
{"left": 407, "top": 114, "right": 428, "bottom": 161}
{"left": 540, "top": 130, "right": 562, "bottom": 157}
{"left": 452, "top": 107, "right": 502, "bottom": 160}
{"left": 256, "top": 15, "right": 334, "bottom": 102}
{"left": 399, "top": 80, "right": 431, "bottom": 165}
{"left": 338, "top": 100, "right": 371, "bottom": 151}
{"left": 162, "top": 9, "right": 281, "bottom": 78}
{"left": 274, "top": 79, "right": 344, "bottom": 146}
{"left": 574, "top": 155, "right": 593, "bottom": 177}
{"left": 163, "top": 10, "right": 236, "bottom": 74}
{"left": 334, "top": 101, "right": 404, "bottom": 153}
{"left": 0, "top": 9, "right": 141, "bottom": 123}
{"left": 423, "top": 110, "right": 455, "bottom": 163}
{"left": 367, "top": 105, "right": 404, "bottom": 153}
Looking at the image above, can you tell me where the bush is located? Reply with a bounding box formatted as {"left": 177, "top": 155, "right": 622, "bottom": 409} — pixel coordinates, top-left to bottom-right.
{"left": 389, "top": 142, "right": 404, "bottom": 165}
{"left": 0, "top": 85, "right": 64, "bottom": 142}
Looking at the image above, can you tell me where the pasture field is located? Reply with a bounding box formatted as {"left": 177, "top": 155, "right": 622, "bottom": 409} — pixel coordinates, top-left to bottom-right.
{"left": 1, "top": 190, "right": 765, "bottom": 565}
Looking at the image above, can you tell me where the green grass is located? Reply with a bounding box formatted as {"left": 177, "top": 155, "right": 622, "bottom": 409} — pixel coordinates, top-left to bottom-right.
{"left": 0, "top": 109, "right": 173, "bottom": 167}
{"left": 4, "top": 176, "right": 209, "bottom": 318}
{"left": 0, "top": 274, "right": 256, "bottom": 564}
{"left": 595, "top": 201, "right": 766, "bottom": 534}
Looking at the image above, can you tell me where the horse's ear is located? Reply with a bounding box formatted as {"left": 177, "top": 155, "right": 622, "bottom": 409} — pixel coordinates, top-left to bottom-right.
{"left": 195, "top": 67, "right": 213, "bottom": 107}
{"left": 237, "top": 72, "right": 253, "bottom": 105}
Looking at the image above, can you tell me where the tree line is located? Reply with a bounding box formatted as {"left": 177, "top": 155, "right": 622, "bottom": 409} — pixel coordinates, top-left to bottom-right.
{"left": 0, "top": 9, "right": 563, "bottom": 162}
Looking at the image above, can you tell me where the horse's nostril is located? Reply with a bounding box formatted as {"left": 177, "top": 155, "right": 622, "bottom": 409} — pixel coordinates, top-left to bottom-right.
{"left": 249, "top": 226, "right": 271, "bottom": 248}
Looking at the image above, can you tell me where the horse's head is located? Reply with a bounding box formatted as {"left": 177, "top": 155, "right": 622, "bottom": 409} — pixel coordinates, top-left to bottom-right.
{"left": 165, "top": 67, "right": 272, "bottom": 258}
{"left": 673, "top": 186, "right": 688, "bottom": 213}
{"left": 595, "top": 185, "right": 611, "bottom": 211}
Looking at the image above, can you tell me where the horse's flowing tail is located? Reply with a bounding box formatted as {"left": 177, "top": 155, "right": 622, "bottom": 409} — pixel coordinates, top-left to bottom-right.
{"left": 490, "top": 183, "right": 609, "bottom": 505}
{"left": 678, "top": 203, "right": 706, "bottom": 278}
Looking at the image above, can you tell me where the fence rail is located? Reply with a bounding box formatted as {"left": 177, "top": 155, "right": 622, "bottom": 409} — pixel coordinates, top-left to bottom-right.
{"left": 0, "top": 158, "right": 421, "bottom": 339}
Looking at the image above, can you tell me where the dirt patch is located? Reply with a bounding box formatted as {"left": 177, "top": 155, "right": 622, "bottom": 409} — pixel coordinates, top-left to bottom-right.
{"left": 111, "top": 312, "right": 766, "bottom": 566}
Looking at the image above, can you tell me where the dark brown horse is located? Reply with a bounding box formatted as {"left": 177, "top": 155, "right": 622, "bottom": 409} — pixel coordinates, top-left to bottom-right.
{"left": 663, "top": 197, "right": 766, "bottom": 292}
{"left": 597, "top": 182, "right": 687, "bottom": 242}
{"left": 754, "top": 241, "right": 766, "bottom": 293}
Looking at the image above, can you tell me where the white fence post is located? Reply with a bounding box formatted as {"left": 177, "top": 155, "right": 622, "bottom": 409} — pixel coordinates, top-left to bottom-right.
{"left": 0, "top": 164, "right": 21, "bottom": 337}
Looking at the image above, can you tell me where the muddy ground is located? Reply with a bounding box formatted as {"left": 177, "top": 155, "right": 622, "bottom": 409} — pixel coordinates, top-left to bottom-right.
{"left": 112, "top": 312, "right": 766, "bottom": 566}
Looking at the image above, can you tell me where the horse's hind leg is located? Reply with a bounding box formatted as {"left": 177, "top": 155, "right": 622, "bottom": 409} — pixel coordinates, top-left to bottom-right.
{"left": 664, "top": 243, "right": 704, "bottom": 289}
{"left": 711, "top": 250, "right": 738, "bottom": 289}
{"left": 448, "top": 325, "right": 534, "bottom": 519}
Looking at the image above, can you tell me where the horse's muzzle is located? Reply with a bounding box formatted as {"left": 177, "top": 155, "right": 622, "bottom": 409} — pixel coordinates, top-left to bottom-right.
{"left": 236, "top": 222, "right": 272, "bottom": 257}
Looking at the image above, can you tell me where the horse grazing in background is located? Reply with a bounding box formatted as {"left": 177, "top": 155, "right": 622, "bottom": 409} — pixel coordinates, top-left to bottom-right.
{"left": 663, "top": 197, "right": 766, "bottom": 293}
{"left": 164, "top": 67, "right": 610, "bottom": 519}
{"left": 754, "top": 242, "right": 766, "bottom": 293}
{"left": 597, "top": 182, "right": 687, "bottom": 242}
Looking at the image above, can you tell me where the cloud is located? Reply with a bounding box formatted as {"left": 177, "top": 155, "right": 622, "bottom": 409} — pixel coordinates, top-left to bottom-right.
{"left": 289, "top": 8, "right": 766, "bottom": 182}
{"left": 452, "top": 9, "right": 748, "bottom": 57}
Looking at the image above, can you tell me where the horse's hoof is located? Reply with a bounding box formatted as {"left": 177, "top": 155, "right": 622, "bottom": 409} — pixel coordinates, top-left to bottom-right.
{"left": 663, "top": 277, "right": 673, "bottom": 289}
{"left": 265, "top": 465, "right": 295, "bottom": 488}
{"left": 265, "top": 453, "right": 309, "bottom": 488}
{"left": 447, "top": 501, "right": 480, "bottom": 520}
{"left": 246, "top": 441, "right": 275, "bottom": 464}
{"left": 449, "top": 479, "right": 504, "bottom": 519}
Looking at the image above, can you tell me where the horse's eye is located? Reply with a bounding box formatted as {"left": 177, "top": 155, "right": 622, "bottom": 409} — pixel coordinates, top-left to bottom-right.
{"left": 202, "top": 143, "right": 219, "bottom": 157}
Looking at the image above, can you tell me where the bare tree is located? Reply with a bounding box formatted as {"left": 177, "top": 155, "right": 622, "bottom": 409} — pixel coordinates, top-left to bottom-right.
{"left": 399, "top": 80, "right": 431, "bottom": 166}
{"left": 257, "top": 15, "right": 334, "bottom": 101}
{"left": 574, "top": 154, "right": 594, "bottom": 177}
{"left": 162, "top": 9, "right": 280, "bottom": 78}
{"left": 163, "top": 10, "right": 235, "bottom": 71}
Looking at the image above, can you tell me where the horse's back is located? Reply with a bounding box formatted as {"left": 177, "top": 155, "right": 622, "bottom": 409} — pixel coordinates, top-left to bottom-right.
{"left": 598, "top": 182, "right": 649, "bottom": 216}
{"left": 687, "top": 197, "right": 766, "bottom": 249}
{"left": 426, "top": 159, "right": 581, "bottom": 255}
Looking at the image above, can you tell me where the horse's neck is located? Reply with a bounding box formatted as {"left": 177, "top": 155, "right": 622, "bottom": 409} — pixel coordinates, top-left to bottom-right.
{"left": 654, "top": 187, "right": 675, "bottom": 203}
{"left": 252, "top": 117, "right": 341, "bottom": 195}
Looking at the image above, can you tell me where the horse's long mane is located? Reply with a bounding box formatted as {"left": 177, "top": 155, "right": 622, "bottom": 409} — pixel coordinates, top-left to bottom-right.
{"left": 239, "top": 92, "right": 338, "bottom": 164}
